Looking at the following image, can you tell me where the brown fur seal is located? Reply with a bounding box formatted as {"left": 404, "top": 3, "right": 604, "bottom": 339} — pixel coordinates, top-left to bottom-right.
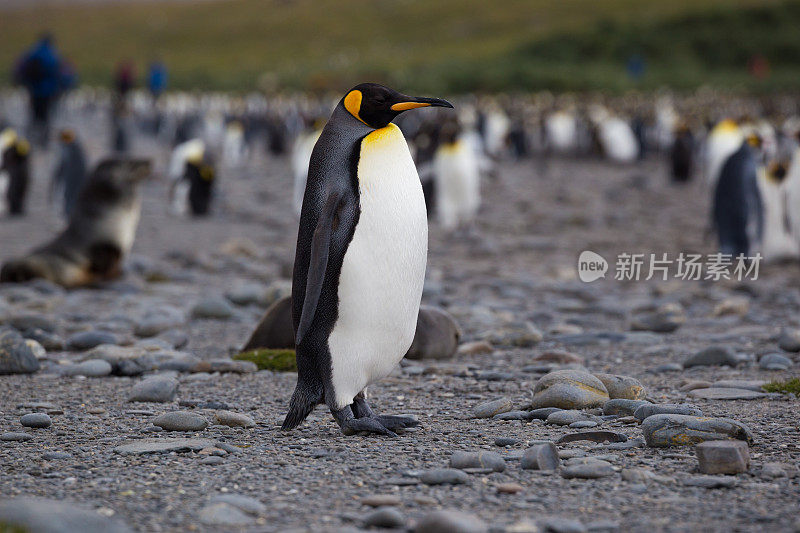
{"left": 1, "top": 157, "right": 150, "bottom": 287}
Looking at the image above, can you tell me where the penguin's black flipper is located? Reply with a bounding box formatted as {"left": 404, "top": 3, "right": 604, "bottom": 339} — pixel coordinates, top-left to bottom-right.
{"left": 295, "top": 188, "right": 342, "bottom": 346}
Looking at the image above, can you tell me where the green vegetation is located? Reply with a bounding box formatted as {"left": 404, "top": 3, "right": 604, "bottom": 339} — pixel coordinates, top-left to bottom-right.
{"left": 234, "top": 348, "right": 297, "bottom": 372}
{"left": 0, "top": 0, "right": 797, "bottom": 93}
{"left": 762, "top": 377, "right": 800, "bottom": 395}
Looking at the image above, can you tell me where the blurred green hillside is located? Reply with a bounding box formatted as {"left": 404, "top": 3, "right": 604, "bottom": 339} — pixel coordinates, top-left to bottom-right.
{"left": 0, "top": 0, "right": 797, "bottom": 93}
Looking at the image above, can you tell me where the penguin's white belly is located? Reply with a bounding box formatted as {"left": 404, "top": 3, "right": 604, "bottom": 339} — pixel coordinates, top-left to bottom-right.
{"left": 328, "top": 123, "right": 427, "bottom": 409}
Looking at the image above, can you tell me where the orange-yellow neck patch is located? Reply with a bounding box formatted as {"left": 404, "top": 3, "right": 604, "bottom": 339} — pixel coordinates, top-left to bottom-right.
{"left": 344, "top": 90, "right": 366, "bottom": 125}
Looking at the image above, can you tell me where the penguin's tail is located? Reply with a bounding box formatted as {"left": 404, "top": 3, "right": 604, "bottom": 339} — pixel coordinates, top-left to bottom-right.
{"left": 281, "top": 382, "right": 322, "bottom": 430}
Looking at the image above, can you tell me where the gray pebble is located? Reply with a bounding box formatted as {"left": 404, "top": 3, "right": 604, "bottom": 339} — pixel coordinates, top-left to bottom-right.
{"left": 419, "top": 468, "right": 469, "bottom": 485}
{"left": 561, "top": 460, "right": 615, "bottom": 479}
{"left": 59, "top": 359, "right": 112, "bottom": 377}
{"left": 539, "top": 516, "right": 588, "bottom": 533}
{"left": 569, "top": 420, "right": 598, "bottom": 429}
{"left": 683, "top": 346, "right": 739, "bottom": 368}
{"left": 0, "top": 497, "right": 132, "bottom": 533}
{"left": 363, "top": 507, "right": 406, "bottom": 529}
{"left": 546, "top": 410, "right": 593, "bottom": 426}
{"left": 759, "top": 353, "right": 793, "bottom": 370}
{"left": 66, "top": 330, "right": 118, "bottom": 351}
{"left": 415, "top": 509, "right": 487, "bottom": 533}
{"left": 0, "top": 431, "right": 33, "bottom": 442}
{"left": 128, "top": 376, "right": 178, "bottom": 403}
{"left": 688, "top": 388, "right": 768, "bottom": 400}
{"left": 682, "top": 476, "right": 737, "bottom": 489}
{"left": 191, "top": 297, "right": 235, "bottom": 320}
{"left": 151, "top": 411, "right": 208, "bottom": 432}
{"left": 472, "top": 397, "right": 512, "bottom": 418}
{"left": 198, "top": 502, "right": 254, "bottom": 526}
{"left": 641, "top": 414, "right": 754, "bottom": 447}
{"left": 633, "top": 403, "right": 702, "bottom": 422}
{"left": 521, "top": 442, "right": 560, "bottom": 470}
{"left": 528, "top": 407, "right": 563, "bottom": 420}
{"left": 20, "top": 412, "right": 51, "bottom": 428}
{"left": 209, "top": 494, "right": 266, "bottom": 515}
{"left": 530, "top": 369, "right": 609, "bottom": 409}
{"left": 778, "top": 327, "right": 800, "bottom": 352}
{"left": 113, "top": 437, "right": 216, "bottom": 455}
{"left": 449, "top": 450, "right": 506, "bottom": 472}
{"left": 214, "top": 410, "right": 256, "bottom": 428}
{"left": 42, "top": 451, "right": 73, "bottom": 460}
{"left": 0, "top": 328, "right": 40, "bottom": 375}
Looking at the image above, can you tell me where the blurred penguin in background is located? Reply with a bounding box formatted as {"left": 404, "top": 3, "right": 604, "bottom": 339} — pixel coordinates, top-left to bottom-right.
{"left": 711, "top": 131, "right": 763, "bottom": 257}
{"left": 590, "top": 106, "right": 639, "bottom": 163}
{"left": 545, "top": 108, "right": 578, "bottom": 154}
{"left": 185, "top": 152, "right": 216, "bottom": 216}
{"left": 168, "top": 138, "right": 204, "bottom": 216}
{"left": 705, "top": 119, "right": 744, "bottom": 187}
{"left": 434, "top": 118, "right": 481, "bottom": 231}
{"left": 52, "top": 128, "right": 87, "bottom": 217}
{"left": 411, "top": 119, "right": 443, "bottom": 216}
{"left": 222, "top": 120, "right": 247, "bottom": 167}
{"left": 670, "top": 124, "right": 694, "bottom": 183}
{"left": 757, "top": 160, "right": 798, "bottom": 262}
{"left": 290, "top": 118, "right": 323, "bottom": 216}
{"left": 0, "top": 127, "right": 31, "bottom": 216}
{"left": 168, "top": 138, "right": 216, "bottom": 216}
{"left": 782, "top": 128, "right": 800, "bottom": 254}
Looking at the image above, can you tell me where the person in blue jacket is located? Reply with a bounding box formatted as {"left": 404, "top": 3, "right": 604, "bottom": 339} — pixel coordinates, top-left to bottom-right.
{"left": 147, "top": 60, "right": 168, "bottom": 100}
{"left": 14, "top": 34, "right": 70, "bottom": 146}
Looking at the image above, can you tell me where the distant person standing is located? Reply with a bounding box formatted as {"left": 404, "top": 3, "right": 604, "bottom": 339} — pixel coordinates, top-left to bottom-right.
{"left": 114, "top": 60, "right": 136, "bottom": 98}
{"left": 13, "top": 33, "right": 68, "bottom": 146}
{"left": 112, "top": 60, "right": 136, "bottom": 153}
{"left": 147, "top": 60, "right": 168, "bottom": 100}
{"left": 51, "top": 129, "right": 87, "bottom": 217}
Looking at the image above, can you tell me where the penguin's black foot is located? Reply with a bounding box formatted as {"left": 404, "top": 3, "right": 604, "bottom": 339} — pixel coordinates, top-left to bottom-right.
{"left": 351, "top": 396, "right": 420, "bottom": 431}
{"left": 374, "top": 414, "right": 420, "bottom": 430}
{"left": 330, "top": 406, "right": 397, "bottom": 437}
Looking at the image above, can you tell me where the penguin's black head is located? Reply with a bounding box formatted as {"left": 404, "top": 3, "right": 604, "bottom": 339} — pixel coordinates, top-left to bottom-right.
{"left": 342, "top": 83, "right": 453, "bottom": 130}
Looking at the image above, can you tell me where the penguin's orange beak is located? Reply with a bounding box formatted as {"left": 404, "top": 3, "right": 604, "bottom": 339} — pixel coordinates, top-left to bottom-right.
{"left": 391, "top": 96, "right": 454, "bottom": 112}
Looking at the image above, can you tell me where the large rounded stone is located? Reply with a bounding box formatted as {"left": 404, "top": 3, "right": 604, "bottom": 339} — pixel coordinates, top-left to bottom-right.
{"left": 415, "top": 510, "right": 487, "bottom": 533}
{"left": 191, "top": 297, "right": 235, "bottom": 320}
{"left": 529, "top": 370, "right": 609, "bottom": 409}
{"left": 634, "top": 403, "right": 702, "bottom": 422}
{"left": 129, "top": 376, "right": 179, "bottom": 403}
{"left": 0, "top": 498, "right": 133, "bottom": 533}
{"left": 593, "top": 373, "right": 645, "bottom": 400}
{"left": 405, "top": 306, "right": 461, "bottom": 360}
{"left": 641, "top": 414, "right": 754, "bottom": 447}
{"left": 242, "top": 296, "right": 295, "bottom": 351}
{"left": 683, "top": 346, "right": 739, "bottom": 368}
{"left": 151, "top": 411, "right": 208, "bottom": 432}
{"left": 449, "top": 451, "right": 506, "bottom": 472}
{"left": 0, "top": 327, "right": 40, "bottom": 375}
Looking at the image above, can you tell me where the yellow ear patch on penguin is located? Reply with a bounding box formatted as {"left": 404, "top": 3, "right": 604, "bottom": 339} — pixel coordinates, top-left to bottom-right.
{"left": 390, "top": 102, "right": 431, "bottom": 111}
{"left": 344, "top": 90, "right": 366, "bottom": 124}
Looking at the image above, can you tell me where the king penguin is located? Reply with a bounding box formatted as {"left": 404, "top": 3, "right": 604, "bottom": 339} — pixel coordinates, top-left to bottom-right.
{"left": 283, "top": 83, "right": 453, "bottom": 437}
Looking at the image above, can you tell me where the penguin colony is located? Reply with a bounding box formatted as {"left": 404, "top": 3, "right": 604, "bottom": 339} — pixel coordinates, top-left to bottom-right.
{"left": 4, "top": 86, "right": 800, "bottom": 436}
